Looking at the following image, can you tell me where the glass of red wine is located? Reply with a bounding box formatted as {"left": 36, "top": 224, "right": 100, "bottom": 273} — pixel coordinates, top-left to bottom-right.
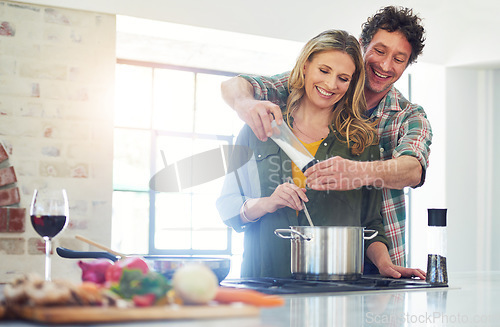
{"left": 30, "top": 188, "right": 69, "bottom": 281}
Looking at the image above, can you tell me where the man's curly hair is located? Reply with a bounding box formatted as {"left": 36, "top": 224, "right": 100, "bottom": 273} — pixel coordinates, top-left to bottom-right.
{"left": 360, "top": 6, "right": 425, "bottom": 65}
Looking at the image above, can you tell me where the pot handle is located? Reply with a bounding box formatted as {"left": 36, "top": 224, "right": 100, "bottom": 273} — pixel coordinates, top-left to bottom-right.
{"left": 274, "top": 229, "right": 312, "bottom": 241}
{"left": 56, "top": 247, "right": 119, "bottom": 262}
{"left": 364, "top": 229, "right": 378, "bottom": 240}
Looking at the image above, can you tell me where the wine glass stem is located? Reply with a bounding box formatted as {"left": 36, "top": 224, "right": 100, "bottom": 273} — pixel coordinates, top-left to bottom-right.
{"left": 44, "top": 236, "right": 51, "bottom": 281}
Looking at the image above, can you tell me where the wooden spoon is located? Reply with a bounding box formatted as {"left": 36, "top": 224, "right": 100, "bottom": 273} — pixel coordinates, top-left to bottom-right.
{"left": 75, "top": 234, "right": 125, "bottom": 257}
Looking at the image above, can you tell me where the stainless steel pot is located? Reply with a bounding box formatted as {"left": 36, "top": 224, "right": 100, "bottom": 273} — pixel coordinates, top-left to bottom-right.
{"left": 274, "top": 226, "right": 378, "bottom": 281}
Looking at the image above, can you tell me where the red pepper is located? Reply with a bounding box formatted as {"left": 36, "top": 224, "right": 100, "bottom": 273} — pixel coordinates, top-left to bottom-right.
{"left": 132, "top": 293, "right": 157, "bottom": 307}
{"left": 105, "top": 257, "right": 150, "bottom": 283}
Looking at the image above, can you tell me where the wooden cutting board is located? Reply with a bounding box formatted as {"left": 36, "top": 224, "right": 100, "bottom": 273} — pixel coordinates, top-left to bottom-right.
{"left": 8, "top": 303, "right": 260, "bottom": 324}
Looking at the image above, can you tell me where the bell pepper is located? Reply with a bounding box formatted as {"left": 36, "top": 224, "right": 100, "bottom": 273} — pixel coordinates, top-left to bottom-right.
{"left": 132, "top": 293, "right": 157, "bottom": 307}
{"left": 105, "top": 257, "right": 150, "bottom": 284}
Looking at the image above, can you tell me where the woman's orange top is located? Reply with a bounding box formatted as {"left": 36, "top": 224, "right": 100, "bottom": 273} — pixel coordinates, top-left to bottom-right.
{"left": 291, "top": 138, "right": 323, "bottom": 188}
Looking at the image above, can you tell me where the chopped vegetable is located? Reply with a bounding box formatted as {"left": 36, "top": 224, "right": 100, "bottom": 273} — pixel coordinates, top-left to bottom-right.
{"left": 214, "top": 287, "right": 284, "bottom": 307}
{"left": 132, "top": 293, "right": 157, "bottom": 307}
{"left": 172, "top": 263, "right": 218, "bottom": 305}
{"left": 78, "top": 259, "right": 113, "bottom": 285}
{"left": 110, "top": 269, "right": 171, "bottom": 305}
{"left": 105, "top": 257, "right": 149, "bottom": 283}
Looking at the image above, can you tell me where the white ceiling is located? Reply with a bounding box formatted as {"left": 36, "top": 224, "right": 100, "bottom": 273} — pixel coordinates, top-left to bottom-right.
{"left": 12, "top": 0, "right": 500, "bottom": 68}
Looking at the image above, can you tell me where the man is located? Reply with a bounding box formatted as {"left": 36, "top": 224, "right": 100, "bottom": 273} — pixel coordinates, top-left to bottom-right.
{"left": 221, "top": 6, "right": 432, "bottom": 269}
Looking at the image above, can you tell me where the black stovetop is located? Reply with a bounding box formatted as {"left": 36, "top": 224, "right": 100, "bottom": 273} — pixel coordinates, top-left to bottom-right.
{"left": 220, "top": 275, "right": 445, "bottom": 295}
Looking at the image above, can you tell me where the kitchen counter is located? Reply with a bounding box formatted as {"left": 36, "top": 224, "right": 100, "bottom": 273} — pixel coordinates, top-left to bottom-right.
{"left": 1, "top": 271, "right": 499, "bottom": 326}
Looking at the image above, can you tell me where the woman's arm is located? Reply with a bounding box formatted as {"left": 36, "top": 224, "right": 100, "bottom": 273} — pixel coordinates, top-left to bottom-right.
{"left": 240, "top": 183, "right": 308, "bottom": 223}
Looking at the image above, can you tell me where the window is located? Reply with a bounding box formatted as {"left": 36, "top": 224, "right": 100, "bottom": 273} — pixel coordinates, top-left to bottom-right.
{"left": 112, "top": 60, "right": 244, "bottom": 259}
{"left": 113, "top": 16, "right": 303, "bottom": 278}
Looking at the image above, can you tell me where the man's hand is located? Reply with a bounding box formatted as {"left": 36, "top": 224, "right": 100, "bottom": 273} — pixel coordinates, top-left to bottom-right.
{"left": 304, "top": 155, "right": 422, "bottom": 191}
{"left": 304, "top": 156, "right": 372, "bottom": 191}
{"left": 221, "top": 76, "right": 283, "bottom": 142}
{"left": 236, "top": 98, "right": 283, "bottom": 142}
{"left": 367, "top": 242, "right": 426, "bottom": 280}
{"left": 378, "top": 264, "right": 426, "bottom": 280}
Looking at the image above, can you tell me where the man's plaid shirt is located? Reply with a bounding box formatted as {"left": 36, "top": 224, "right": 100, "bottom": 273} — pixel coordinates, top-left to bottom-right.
{"left": 241, "top": 72, "right": 433, "bottom": 266}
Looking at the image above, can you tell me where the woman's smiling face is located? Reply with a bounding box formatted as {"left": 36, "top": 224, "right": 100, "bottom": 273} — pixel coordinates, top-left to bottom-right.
{"left": 302, "top": 50, "right": 355, "bottom": 111}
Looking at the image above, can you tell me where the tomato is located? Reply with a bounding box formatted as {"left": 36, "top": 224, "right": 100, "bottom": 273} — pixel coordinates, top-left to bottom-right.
{"left": 132, "top": 293, "right": 156, "bottom": 307}
{"left": 105, "top": 257, "right": 150, "bottom": 283}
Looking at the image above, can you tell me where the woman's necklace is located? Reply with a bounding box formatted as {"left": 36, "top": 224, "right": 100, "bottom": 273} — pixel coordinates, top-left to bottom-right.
{"left": 293, "top": 120, "right": 329, "bottom": 142}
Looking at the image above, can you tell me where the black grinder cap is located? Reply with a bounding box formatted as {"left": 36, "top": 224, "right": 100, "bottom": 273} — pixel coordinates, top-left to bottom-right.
{"left": 428, "top": 208, "right": 447, "bottom": 227}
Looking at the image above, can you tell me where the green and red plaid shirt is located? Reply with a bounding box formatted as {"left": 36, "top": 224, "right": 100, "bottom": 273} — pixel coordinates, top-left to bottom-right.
{"left": 240, "top": 72, "right": 433, "bottom": 267}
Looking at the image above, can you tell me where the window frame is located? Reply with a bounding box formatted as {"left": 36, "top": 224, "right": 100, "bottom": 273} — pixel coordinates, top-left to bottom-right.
{"left": 114, "top": 58, "right": 239, "bottom": 256}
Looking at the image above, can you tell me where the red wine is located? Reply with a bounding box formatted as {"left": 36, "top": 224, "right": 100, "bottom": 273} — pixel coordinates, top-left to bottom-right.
{"left": 31, "top": 215, "right": 67, "bottom": 238}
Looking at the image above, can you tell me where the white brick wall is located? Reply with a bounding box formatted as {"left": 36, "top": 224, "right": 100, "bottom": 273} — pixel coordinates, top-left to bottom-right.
{"left": 0, "top": 1, "right": 115, "bottom": 283}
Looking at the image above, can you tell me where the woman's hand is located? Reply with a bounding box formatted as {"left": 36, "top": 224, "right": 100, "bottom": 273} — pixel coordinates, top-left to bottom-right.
{"left": 241, "top": 183, "right": 308, "bottom": 223}
{"left": 266, "top": 182, "right": 308, "bottom": 213}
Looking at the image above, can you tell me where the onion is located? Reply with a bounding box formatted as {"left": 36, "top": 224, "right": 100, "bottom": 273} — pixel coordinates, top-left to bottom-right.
{"left": 172, "top": 263, "right": 218, "bottom": 304}
{"left": 78, "top": 259, "right": 112, "bottom": 285}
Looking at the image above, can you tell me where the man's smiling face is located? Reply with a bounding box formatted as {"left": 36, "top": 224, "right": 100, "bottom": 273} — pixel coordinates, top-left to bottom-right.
{"left": 363, "top": 29, "right": 412, "bottom": 95}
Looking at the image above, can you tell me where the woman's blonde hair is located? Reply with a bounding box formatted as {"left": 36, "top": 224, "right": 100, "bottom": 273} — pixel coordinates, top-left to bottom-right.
{"left": 286, "top": 29, "right": 377, "bottom": 155}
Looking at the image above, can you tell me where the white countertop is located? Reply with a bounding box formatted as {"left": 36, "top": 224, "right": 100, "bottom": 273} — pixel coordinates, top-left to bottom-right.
{"left": 2, "top": 271, "right": 499, "bottom": 326}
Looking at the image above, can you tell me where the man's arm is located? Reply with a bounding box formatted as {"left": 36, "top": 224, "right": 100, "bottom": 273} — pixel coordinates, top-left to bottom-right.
{"left": 305, "top": 155, "right": 422, "bottom": 191}
{"left": 369, "top": 155, "right": 422, "bottom": 189}
{"left": 221, "top": 77, "right": 282, "bottom": 142}
{"left": 305, "top": 103, "right": 431, "bottom": 191}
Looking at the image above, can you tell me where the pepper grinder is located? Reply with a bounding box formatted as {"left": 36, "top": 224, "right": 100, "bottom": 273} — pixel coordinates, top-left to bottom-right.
{"left": 426, "top": 208, "right": 448, "bottom": 285}
{"left": 270, "top": 120, "right": 319, "bottom": 172}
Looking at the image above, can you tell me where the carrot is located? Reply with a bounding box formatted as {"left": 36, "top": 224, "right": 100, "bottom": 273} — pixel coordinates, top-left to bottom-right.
{"left": 214, "top": 287, "right": 284, "bottom": 307}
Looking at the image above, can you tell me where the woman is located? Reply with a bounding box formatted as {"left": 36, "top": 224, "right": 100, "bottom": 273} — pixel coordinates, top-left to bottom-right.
{"left": 217, "top": 30, "right": 425, "bottom": 279}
